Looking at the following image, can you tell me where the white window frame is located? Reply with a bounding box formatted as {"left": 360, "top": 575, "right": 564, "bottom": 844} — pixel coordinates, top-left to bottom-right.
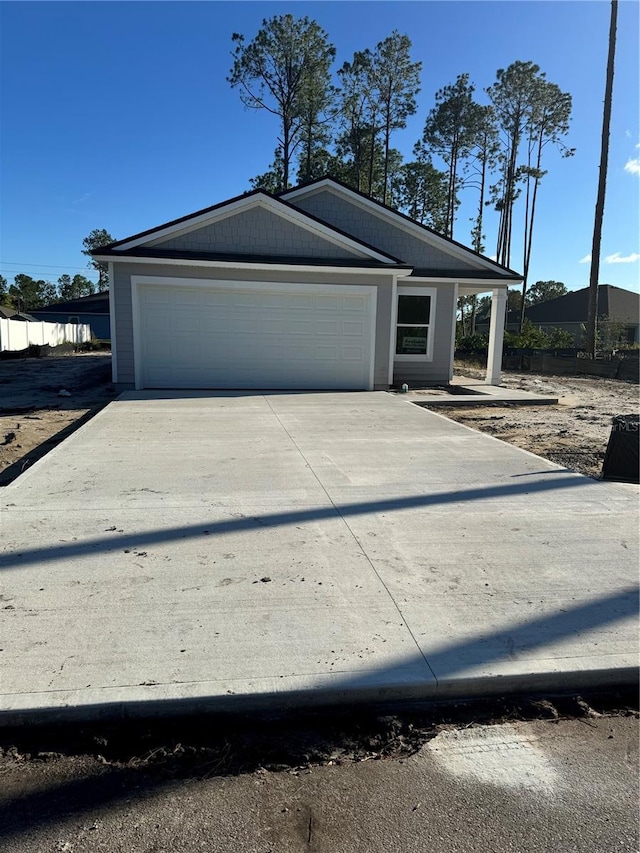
{"left": 394, "top": 286, "right": 436, "bottom": 362}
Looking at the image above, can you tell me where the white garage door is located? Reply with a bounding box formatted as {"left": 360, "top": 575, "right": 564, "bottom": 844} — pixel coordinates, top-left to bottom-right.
{"left": 135, "top": 280, "right": 376, "bottom": 390}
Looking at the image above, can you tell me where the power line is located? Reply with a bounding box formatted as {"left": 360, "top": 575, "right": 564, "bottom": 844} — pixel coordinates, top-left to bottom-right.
{"left": 0, "top": 262, "right": 99, "bottom": 281}
{"left": 0, "top": 261, "right": 96, "bottom": 270}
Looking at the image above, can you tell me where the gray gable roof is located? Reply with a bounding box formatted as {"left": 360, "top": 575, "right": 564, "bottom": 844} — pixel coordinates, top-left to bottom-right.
{"left": 92, "top": 188, "right": 403, "bottom": 265}
{"left": 30, "top": 292, "right": 109, "bottom": 315}
{"left": 93, "top": 178, "right": 525, "bottom": 279}
{"left": 526, "top": 285, "right": 640, "bottom": 324}
{"left": 280, "top": 176, "right": 522, "bottom": 280}
{"left": 149, "top": 204, "right": 379, "bottom": 261}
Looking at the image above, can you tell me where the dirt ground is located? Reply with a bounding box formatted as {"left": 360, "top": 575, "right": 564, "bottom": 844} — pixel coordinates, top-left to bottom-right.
{"left": 0, "top": 692, "right": 637, "bottom": 853}
{"left": 433, "top": 363, "right": 640, "bottom": 479}
{"left": 0, "top": 354, "right": 114, "bottom": 485}
{"left": 0, "top": 354, "right": 638, "bottom": 485}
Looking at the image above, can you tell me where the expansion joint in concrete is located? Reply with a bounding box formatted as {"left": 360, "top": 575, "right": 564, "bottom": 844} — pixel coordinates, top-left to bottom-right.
{"left": 262, "top": 395, "right": 438, "bottom": 685}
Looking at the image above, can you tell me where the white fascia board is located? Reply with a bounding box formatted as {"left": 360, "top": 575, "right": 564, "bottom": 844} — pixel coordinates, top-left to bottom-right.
{"left": 283, "top": 181, "right": 516, "bottom": 275}
{"left": 93, "top": 255, "right": 412, "bottom": 277}
{"left": 411, "top": 277, "right": 515, "bottom": 287}
{"left": 114, "top": 194, "right": 396, "bottom": 264}
{"left": 108, "top": 262, "right": 117, "bottom": 383}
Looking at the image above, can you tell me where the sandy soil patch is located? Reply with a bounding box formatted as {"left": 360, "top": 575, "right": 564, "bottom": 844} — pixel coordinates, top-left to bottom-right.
{"left": 431, "top": 366, "right": 639, "bottom": 479}
{"left": 0, "top": 354, "right": 114, "bottom": 485}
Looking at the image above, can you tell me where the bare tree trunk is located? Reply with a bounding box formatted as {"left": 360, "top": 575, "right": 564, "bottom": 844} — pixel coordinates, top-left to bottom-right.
{"left": 520, "top": 168, "right": 542, "bottom": 330}
{"left": 450, "top": 148, "right": 458, "bottom": 240}
{"left": 586, "top": 0, "right": 617, "bottom": 358}
{"left": 502, "top": 140, "right": 519, "bottom": 268}
{"left": 368, "top": 120, "right": 376, "bottom": 197}
{"left": 382, "top": 119, "right": 390, "bottom": 205}
{"left": 519, "top": 172, "right": 532, "bottom": 333}
{"left": 304, "top": 116, "right": 312, "bottom": 181}
{"left": 474, "top": 146, "right": 487, "bottom": 253}
{"left": 283, "top": 119, "right": 290, "bottom": 189}
{"left": 445, "top": 155, "right": 454, "bottom": 237}
{"left": 353, "top": 125, "right": 362, "bottom": 192}
{"left": 519, "top": 130, "right": 542, "bottom": 332}
{"left": 496, "top": 201, "right": 505, "bottom": 261}
{"left": 459, "top": 298, "right": 467, "bottom": 336}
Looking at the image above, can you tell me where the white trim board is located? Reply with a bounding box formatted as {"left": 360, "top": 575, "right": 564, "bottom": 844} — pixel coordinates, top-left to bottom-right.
{"left": 108, "top": 262, "right": 117, "bottom": 383}
{"left": 449, "top": 281, "right": 459, "bottom": 382}
{"left": 388, "top": 276, "right": 399, "bottom": 386}
{"left": 94, "top": 255, "right": 412, "bottom": 277}
{"left": 282, "top": 180, "right": 520, "bottom": 276}
{"left": 114, "top": 194, "right": 398, "bottom": 264}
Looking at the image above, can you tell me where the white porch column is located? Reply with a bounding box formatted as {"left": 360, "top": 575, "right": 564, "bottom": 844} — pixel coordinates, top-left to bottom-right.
{"left": 486, "top": 287, "right": 507, "bottom": 385}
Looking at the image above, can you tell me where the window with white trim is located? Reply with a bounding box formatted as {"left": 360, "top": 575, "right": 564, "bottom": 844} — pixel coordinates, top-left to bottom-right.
{"left": 395, "top": 287, "right": 435, "bottom": 359}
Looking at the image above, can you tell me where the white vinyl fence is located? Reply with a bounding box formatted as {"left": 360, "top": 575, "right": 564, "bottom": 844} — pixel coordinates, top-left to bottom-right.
{"left": 0, "top": 318, "right": 91, "bottom": 352}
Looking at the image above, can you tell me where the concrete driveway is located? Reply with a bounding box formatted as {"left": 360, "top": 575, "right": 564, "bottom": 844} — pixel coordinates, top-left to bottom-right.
{"left": 1, "top": 392, "right": 637, "bottom": 723}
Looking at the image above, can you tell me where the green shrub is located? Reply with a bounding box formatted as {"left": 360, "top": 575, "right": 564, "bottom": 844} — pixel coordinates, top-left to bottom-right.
{"left": 456, "top": 332, "right": 489, "bottom": 353}
{"left": 546, "top": 327, "right": 575, "bottom": 348}
{"left": 503, "top": 321, "right": 574, "bottom": 350}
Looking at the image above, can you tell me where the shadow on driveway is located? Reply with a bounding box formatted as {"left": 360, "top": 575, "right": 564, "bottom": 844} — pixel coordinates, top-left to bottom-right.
{"left": 2, "top": 473, "right": 597, "bottom": 571}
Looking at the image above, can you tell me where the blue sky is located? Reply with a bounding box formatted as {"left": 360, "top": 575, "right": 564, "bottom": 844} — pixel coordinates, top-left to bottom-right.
{"left": 1, "top": 0, "right": 638, "bottom": 293}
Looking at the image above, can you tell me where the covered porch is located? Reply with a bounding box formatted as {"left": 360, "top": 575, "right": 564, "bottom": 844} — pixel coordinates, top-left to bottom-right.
{"left": 457, "top": 283, "right": 509, "bottom": 386}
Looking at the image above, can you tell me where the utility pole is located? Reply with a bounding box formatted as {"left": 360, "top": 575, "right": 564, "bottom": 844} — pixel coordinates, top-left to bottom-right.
{"left": 586, "top": 0, "right": 618, "bottom": 358}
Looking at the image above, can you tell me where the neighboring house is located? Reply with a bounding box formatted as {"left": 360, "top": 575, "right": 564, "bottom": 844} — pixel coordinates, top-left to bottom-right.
{"left": 0, "top": 306, "right": 38, "bottom": 321}
{"left": 30, "top": 292, "right": 111, "bottom": 341}
{"left": 7, "top": 311, "right": 38, "bottom": 322}
{"left": 475, "top": 308, "right": 521, "bottom": 336}
{"left": 93, "top": 177, "right": 520, "bottom": 391}
{"left": 524, "top": 285, "right": 639, "bottom": 346}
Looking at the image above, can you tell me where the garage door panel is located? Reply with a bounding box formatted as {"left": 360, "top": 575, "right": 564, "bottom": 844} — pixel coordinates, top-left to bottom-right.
{"left": 341, "top": 295, "right": 368, "bottom": 311}
{"left": 342, "top": 346, "right": 367, "bottom": 360}
{"left": 342, "top": 320, "right": 365, "bottom": 336}
{"left": 137, "top": 282, "right": 374, "bottom": 390}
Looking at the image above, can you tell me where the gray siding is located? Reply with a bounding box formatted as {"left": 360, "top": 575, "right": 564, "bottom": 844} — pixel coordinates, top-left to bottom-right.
{"left": 289, "top": 189, "right": 482, "bottom": 272}
{"left": 149, "top": 206, "right": 363, "bottom": 260}
{"left": 111, "top": 263, "right": 396, "bottom": 389}
{"left": 393, "top": 284, "right": 456, "bottom": 386}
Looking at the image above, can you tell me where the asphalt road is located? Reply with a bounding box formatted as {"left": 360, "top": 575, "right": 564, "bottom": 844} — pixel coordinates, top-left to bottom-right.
{"left": 1, "top": 712, "right": 637, "bottom": 852}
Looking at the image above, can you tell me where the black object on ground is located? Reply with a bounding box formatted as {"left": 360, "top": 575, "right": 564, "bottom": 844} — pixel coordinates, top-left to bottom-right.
{"left": 602, "top": 414, "right": 640, "bottom": 483}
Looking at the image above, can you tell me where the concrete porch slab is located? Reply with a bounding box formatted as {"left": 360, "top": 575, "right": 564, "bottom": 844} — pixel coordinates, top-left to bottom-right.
{"left": 0, "top": 391, "right": 637, "bottom": 725}
{"left": 405, "top": 378, "right": 558, "bottom": 407}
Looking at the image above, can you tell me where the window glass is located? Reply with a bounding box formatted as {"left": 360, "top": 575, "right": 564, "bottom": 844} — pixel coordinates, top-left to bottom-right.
{"left": 397, "top": 295, "right": 431, "bottom": 325}
{"left": 396, "top": 326, "right": 428, "bottom": 355}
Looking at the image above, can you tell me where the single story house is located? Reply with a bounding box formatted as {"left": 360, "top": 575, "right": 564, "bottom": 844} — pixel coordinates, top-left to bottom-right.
{"left": 474, "top": 307, "right": 521, "bottom": 336}
{"left": 1, "top": 310, "right": 38, "bottom": 321}
{"left": 30, "top": 291, "right": 111, "bottom": 341}
{"left": 524, "top": 285, "right": 639, "bottom": 346}
{"left": 93, "top": 177, "right": 521, "bottom": 391}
